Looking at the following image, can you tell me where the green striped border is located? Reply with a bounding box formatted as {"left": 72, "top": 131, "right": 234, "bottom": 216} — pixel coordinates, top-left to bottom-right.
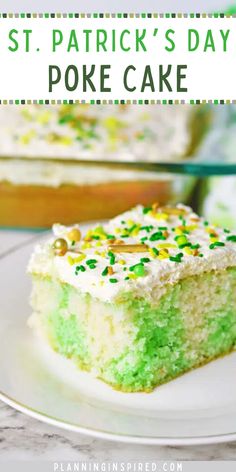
{"left": 0, "top": 13, "right": 236, "bottom": 18}
{"left": 1, "top": 13, "right": 235, "bottom": 104}
{"left": 0, "top": 100, "right": 235, "bottom": 105}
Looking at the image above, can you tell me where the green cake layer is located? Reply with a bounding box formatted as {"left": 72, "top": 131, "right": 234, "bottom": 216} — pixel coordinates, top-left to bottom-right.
{"left": 30, "top": 267, "right": 236, "bottom": 392}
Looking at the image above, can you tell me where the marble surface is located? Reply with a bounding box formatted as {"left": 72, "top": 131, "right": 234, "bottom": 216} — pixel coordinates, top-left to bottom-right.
{"left": 1, "top": 230, "right": 236, "bottom": 461}
{"left": 1, "top": 402, "right": 236, "bottom": 460}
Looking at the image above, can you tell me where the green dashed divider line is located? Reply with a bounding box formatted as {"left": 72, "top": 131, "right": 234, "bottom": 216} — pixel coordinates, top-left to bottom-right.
{"left": 0, "top": 13, "right": 235, "bottom": 18}
{"left": 0, "top": 100, "right": 234, "bottom": 105}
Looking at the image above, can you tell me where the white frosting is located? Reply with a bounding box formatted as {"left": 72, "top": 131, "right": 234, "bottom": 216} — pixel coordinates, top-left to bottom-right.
{"left": 28, "top": 204, "right": 236, "bottom": 303}
{"left": 0, "top": 104, "right": 191, "bottom": 163}
{"left": 0, "top": 159, "right": 172, "bottom": 187}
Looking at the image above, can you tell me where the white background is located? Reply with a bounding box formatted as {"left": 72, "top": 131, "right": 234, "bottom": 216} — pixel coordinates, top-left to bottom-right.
{"left": 0, "top": 16, "right": 235, "bottom": 101}
{"left": 0, "top": 1, "right": 229, "bottom": 13}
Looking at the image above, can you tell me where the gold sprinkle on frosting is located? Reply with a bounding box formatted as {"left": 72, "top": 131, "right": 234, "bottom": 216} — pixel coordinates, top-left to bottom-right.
{"left": 108, "top": 244, "right": 149, "bottom": 253}
{"left": 161, "top": 207, "right": 187, "bottom": 216}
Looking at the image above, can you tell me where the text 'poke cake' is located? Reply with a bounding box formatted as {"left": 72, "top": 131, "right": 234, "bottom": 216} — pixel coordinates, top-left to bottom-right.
{"left": 28, "top": 203, "right": 236, "bottom": 392}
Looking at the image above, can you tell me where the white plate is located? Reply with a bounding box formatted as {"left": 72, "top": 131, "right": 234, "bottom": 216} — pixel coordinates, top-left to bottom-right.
{"left": 1, "top": 227, "right": 236, "bottom": 446}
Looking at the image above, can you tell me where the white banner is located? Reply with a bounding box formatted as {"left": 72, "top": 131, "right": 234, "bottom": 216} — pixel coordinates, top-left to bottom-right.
{"left": 0, "top": 14, "right": 235, "bottom": 102}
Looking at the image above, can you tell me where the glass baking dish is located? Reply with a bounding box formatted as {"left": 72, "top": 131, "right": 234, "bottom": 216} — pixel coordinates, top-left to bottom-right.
{"left": 0, "top": 104, "right": 210, "bottom": 229}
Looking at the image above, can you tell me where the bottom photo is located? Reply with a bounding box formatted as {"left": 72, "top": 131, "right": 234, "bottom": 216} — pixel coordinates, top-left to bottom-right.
{"left": 0, "top": 101, "right": 236, "bottom": 467}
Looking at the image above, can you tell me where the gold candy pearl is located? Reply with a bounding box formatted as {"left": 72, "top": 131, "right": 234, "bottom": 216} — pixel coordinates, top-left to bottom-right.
{"left": 53, "top": 238, "right": 68, "bottom": 256}
{"left": 67, "top": 228, "right": 81, "bottom": 242}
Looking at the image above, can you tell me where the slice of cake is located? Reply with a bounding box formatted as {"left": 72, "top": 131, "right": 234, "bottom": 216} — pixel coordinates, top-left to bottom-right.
{"left": 28, "top": 204, "right": 236, "bottom": 392}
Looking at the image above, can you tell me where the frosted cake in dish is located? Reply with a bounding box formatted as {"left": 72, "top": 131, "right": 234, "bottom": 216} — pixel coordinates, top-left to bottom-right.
{"left": 0, "top": 104, "right": 201, "bottom": 227}
{"left": 28, "top": 203, "right": 236, "bottom": 392}
{"left": 0, "top": 104, "right": 192, "bottom": 161}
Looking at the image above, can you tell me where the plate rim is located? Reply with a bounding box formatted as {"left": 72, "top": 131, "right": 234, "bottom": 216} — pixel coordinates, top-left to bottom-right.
{"left": 1, "top": 391, "right": 236, "bottom": 446}
{"left": 1, "top": 227, "right": 236, "bottom": 446}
